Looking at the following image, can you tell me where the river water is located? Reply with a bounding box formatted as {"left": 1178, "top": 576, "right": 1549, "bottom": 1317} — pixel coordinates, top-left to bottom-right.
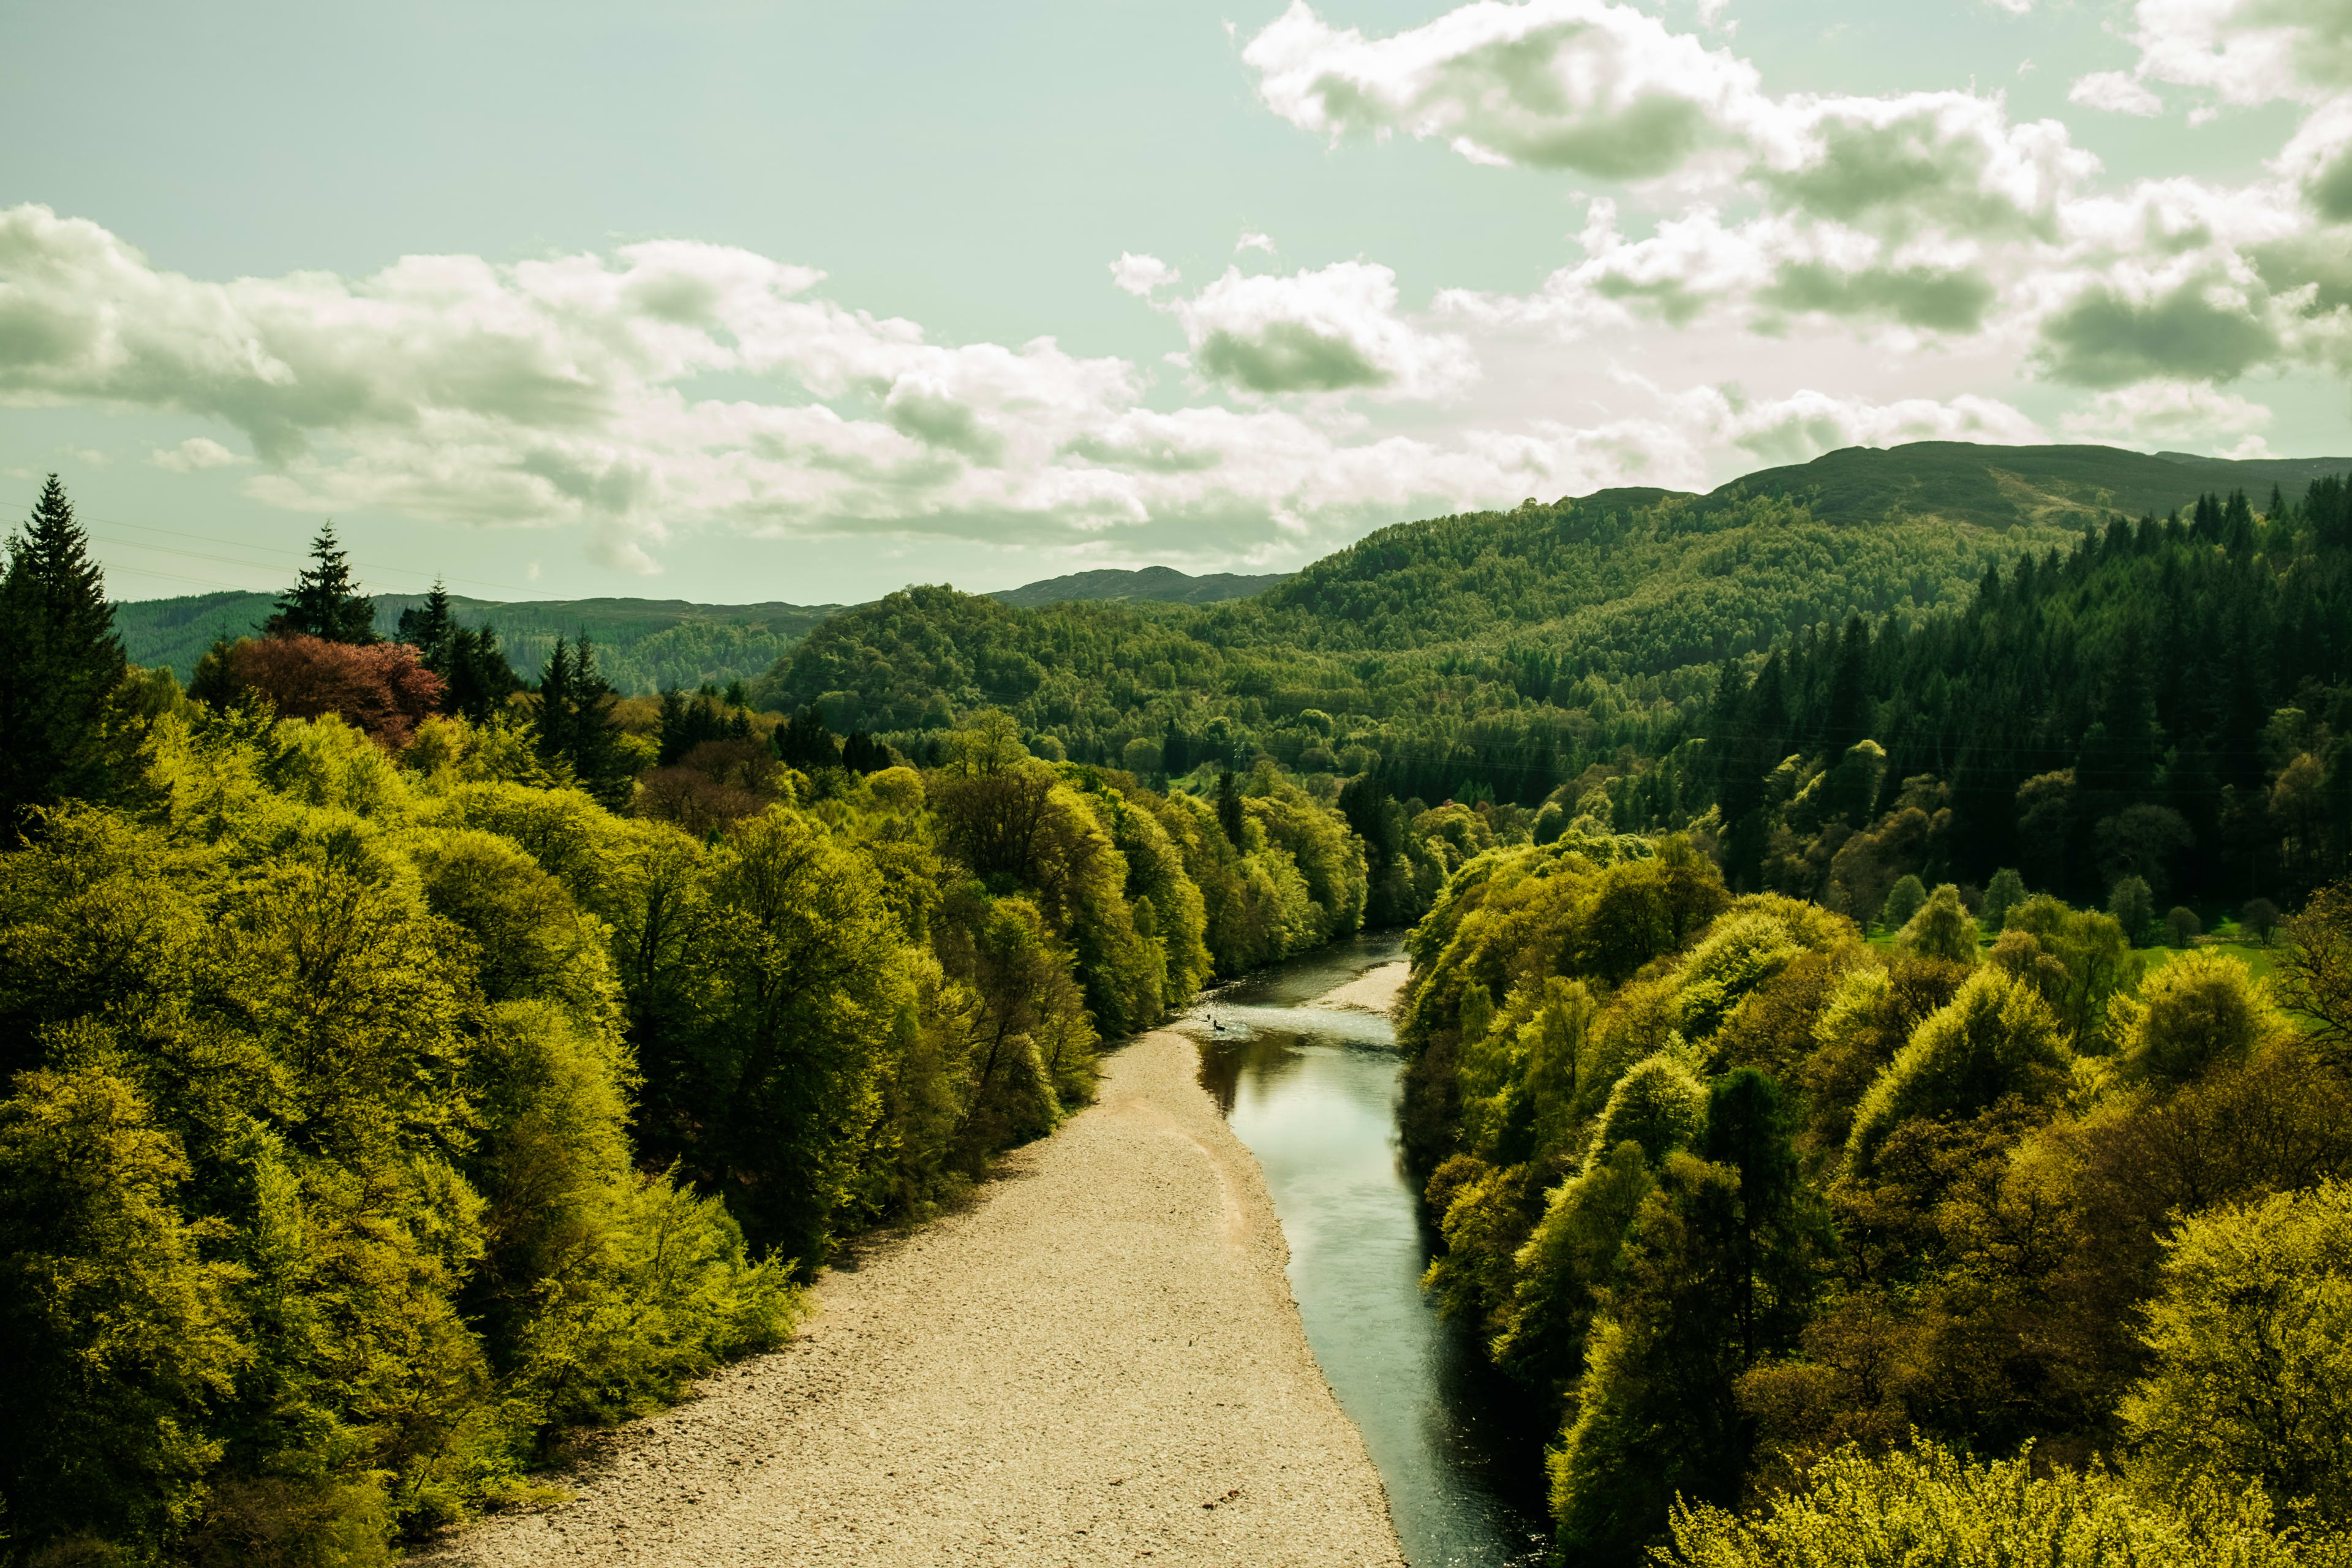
{"left": 1178, "top": 933, "right": 1554, "bottom": 1568}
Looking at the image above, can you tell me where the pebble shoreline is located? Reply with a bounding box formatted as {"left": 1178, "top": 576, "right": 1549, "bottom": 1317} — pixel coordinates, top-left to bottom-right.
{"left": 424, "top": 1014, "right": 1408, "bottom": 1567}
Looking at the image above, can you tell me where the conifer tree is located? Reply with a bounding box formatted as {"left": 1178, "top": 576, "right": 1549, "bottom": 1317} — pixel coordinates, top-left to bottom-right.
{"left": 0, "top": 475, "right": 127, "bottom": 834}
{"left": 1217, "top": 767, "right": 1245, "bottom": 846}
{"left": 267, "top": 522, "right": 377, "bottom": 643}
{"left": 396, "top": 579, "right": 458, "bottom": 669}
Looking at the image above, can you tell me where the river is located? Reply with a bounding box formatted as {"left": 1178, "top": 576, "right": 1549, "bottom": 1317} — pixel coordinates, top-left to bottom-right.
{"left": 1179, "top": 933, "right": 1554, "bottom": 1568}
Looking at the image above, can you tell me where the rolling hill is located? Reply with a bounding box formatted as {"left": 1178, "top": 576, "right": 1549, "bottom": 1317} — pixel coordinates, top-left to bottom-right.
{"left": 989, "top": 565, "right": 1290, "bottom": 608}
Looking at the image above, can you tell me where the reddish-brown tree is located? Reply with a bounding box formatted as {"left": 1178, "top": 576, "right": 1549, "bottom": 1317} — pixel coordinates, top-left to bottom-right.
{"left": 228, "top": 634, "right": 443, "bottom": 746}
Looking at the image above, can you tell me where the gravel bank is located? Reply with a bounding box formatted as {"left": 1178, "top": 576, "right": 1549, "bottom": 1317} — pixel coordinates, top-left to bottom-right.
{"left": 1305, "top": 960, "right": 1409, "bottom": 1017}
{"left": 426, "top": 1027, "right": 1405, "bottom": 1568}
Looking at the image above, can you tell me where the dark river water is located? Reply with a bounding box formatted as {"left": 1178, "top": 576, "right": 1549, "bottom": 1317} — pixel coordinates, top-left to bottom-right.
{"left": 1179, "top": 933, "right": 1554, "bottom": 1568}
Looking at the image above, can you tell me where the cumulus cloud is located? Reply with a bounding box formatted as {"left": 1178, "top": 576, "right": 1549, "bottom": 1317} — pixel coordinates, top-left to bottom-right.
{"left": 2057, "top": 379, "right": 2274, "bottom": 449}
{"left": 2119, "top": 0, "right": 2352, "bottom": 107}
{"left": 1155, "top": 259, "right": 1479, "bottom": 399}
{"left": 1110, "top": 252, "right": 1178, "bottom": 297}
{"left": 1702, "top": 387, "right": 2045, "bottom": 465}
{"left": 2068, "top": 70, "right": 2165, "bottom": 116}
{"left": 0, "top": 205, "right": 1728, "bottom": 565}
{"left": 1757, "top": 93, "right": 2098, "bottom": 241}
{"left": 1242, "top": 0, "right": 1768, "bottom": 181}
{"left": 149, "top": 436, "right": 244, "bottom": 472}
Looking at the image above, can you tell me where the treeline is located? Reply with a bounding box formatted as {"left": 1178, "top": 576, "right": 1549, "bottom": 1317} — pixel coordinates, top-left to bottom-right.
{"left": 0, "top": 479, "right": 1377, "bottom": 1566}
{"left": 1697, "top": 481, "right": 2352, "bottom": 915}
{"left": 752, "top": 483, "right": 2098, "bottom": 818}
{"left": 1398, "top": 828, "right": 2352, "bottom": 1565}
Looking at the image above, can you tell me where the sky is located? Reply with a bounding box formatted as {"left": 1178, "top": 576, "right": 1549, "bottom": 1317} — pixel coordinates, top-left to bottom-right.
{"left": 3, "top": 0, "right": 2350, "bottom": 606}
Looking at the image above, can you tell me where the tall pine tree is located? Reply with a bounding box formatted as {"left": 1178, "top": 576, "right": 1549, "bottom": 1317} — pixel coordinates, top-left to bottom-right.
{"left": 0, "top": 477, "right": 127, "bottom": 837}
{"left": 267, "top": 522, "right": 377, "bottom": 643}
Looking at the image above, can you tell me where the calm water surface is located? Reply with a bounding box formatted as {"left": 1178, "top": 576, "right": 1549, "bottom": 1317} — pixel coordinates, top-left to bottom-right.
{"left": 1180, "top": 933, "right": 1553, "bottom": 1568}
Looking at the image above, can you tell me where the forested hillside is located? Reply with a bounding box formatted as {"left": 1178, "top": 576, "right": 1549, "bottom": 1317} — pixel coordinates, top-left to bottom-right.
{"left": 759, "top": 444, "right": 2347, "bottom": 818}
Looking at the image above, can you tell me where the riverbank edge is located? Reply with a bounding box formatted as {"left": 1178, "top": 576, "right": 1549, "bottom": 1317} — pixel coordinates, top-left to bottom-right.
{"left": 420, "top": 972, "right": 1408, "bottom": 1566}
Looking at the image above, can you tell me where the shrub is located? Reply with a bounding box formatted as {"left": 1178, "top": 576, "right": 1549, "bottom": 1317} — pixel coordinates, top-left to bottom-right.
{"left": 2166, "top": 906, "right": 2203, "bottom": 948}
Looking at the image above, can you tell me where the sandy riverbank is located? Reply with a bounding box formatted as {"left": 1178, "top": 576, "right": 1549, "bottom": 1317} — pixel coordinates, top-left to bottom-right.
{"left": 426, "top": 1024, "right": 1404, "bottom": 1568}
{"left": 1306, "top": 960, "right": 1409, "bottom": 1016}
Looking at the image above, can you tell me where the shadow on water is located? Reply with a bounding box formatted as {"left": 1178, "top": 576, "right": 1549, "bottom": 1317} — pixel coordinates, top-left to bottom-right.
{"left": 1185, "top": 933, "right": 1555, "bottom": 1568}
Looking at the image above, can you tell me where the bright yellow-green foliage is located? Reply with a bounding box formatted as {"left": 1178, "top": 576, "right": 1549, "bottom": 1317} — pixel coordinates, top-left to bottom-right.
{"left": 1895, "top": 883, "right": 1980, "bottom": 965}
{"left": 2122, "top": 1179, "right": 2352, "bottom": 1526}
{"left": 0, "top": 720, "right": 801, "bottom": 1558}
{"left": 0, "top": 695, "right": 1373, "bottom": 1564}
{"left": 1660, "top": 1440, "right": 2321, "bottom": 1568}
{"left": 2114, "top": 949, "right": 2292, "bottom": 1089}
{"left": 1403, "top": 824, "right": 2352, "bottom": 1567}
{"left": 1845, "top": 967, "right": 2073, "bottom": 1174}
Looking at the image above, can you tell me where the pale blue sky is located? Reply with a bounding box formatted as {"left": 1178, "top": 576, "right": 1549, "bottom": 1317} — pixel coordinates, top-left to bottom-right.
{"left": 3, "top": 0, "right": 2348, "bottom": 604}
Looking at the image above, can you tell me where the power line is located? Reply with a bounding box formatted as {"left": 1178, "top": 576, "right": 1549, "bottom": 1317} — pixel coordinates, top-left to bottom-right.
{"left": 73, "top": 511, "right": 534, "bottom": 597}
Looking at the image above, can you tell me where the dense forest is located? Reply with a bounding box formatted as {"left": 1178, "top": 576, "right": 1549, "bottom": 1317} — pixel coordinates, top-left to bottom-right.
{"left": 6, "top": 442, "right": 2352, "bottom": 1567}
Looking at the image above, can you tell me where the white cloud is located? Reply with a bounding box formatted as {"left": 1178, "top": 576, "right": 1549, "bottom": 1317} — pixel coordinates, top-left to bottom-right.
{"left": 1152, "top": 258, "right": 1480, "bottom": 400}
{"left": 0, "top": 205, "right": 1724, "bottom": 565}
{"left": 1110, "top": 252, "right": 1179, "bottom": 297}
{"left": 2069, "top": 70, "right": 2165, "bottom": 116}
{"left": 1699, "top": 386, "right": 2044, "bottom": 465}
{"left": 2057, "top": 379, "right": 2274, "bottom": 448}
{"left": 1235, "top": 232, "right": 1277, "bottom": 255}
{"left": 2114, "top": 0, "right": 2352, "bottom": 108}
{"left": 1242, "top": 0, "right": 1770, "bottom": 181}
{"left": 148, "top": 435, "right": 244, "bottom": 472}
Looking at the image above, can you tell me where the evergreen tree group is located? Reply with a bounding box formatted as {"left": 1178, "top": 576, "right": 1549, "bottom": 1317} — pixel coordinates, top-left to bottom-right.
{"left": 535, "top": 635, "right": 633, "bottom": 807}
{"left": 394, "top": 579, "right": 522, "bottom": 722}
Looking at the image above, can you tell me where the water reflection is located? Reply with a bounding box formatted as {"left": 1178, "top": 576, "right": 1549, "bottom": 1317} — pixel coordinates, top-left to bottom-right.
{"left": 1182, "top": 933, "right": 1553, "bottom": 1568}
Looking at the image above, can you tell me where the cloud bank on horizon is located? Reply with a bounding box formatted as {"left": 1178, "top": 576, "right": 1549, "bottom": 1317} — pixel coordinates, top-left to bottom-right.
{"left": 3, "top": 0, "right": 2350, "bottom": 577}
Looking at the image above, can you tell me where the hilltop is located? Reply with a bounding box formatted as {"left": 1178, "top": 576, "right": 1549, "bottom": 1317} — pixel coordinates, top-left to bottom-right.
{"left": 989, "top": 564, "right": 1290, "bottom": 608}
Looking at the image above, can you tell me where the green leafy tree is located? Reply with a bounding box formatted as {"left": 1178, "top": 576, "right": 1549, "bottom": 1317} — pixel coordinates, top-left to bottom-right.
{"left": 2113, "top": 949, "right": 2287, "bottom": 1089}
{"left": 1845, "top": 967, "right": 2071, "bottom": 1175}
{"left": 0, "top": 1054, "right": 247, "bottom": 1555}
{"left": 0, "top": 475, "right": 127, "bottom": 834}
{"left": 1983, "top": 867, "right": 2027, "bottom": 928}
{"left": 2121, "top": 1179, "right": 2352, "bottom": 1526}
{"left": 1659, "top": 1439, "right": 2307, "bottom": 1568}
{"left": 266, "top": 521, "right": 377, "bottom": 644}
{"left": 1880, "top": 874, "right": 1927, "bottom": 930}
{"left": 1896, "top": 883, "right": 1979, "bottom": 963}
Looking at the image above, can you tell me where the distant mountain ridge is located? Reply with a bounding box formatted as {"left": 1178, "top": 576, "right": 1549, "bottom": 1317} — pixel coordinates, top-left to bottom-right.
{"left": 109, "top": 568, "right": 1280, "bottom": 688}
{"left": 987, "top": 565, "right": 1290, "bottom": 608}
{"left": 108, "top": 442, "right": 2352, "bottom": 693}
{"left": 1702, "top": 442, "right": 2352, "bottom": 533}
